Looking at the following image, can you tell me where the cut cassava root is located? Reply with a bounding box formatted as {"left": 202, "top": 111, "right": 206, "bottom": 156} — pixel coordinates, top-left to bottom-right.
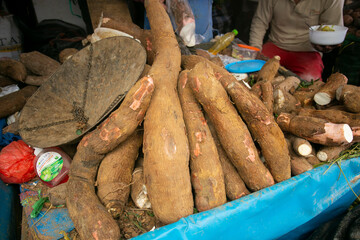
{"left": 313, "top": 73, "right": 348, "bottom": 106}
{"left": 277, "top": 113, "right": 353, "bottom": 146}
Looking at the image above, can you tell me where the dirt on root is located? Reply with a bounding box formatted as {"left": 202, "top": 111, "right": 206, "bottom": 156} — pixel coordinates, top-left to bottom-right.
{"left": 118, "top": 201, "right": 164, "bottom": 239}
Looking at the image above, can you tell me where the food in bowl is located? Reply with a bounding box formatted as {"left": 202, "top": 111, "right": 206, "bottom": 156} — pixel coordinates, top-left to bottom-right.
{"left": 309, "top": 25, "right": 348, "bottom": 45}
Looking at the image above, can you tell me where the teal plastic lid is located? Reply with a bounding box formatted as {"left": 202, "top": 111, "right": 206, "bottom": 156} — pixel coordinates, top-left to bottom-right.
{"left": 232, "top": 29, "right": 238, "bottom": 36}
{"left": 225, "top": 60, "right": 266, "bottom": 73}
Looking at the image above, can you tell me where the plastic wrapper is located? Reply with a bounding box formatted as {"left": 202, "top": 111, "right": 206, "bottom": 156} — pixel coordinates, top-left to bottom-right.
{"left": 0, "top": 140, "right": 36, "bottom": 184}
{"left": 166, "top": 0, "right": 196, "bottom": 47}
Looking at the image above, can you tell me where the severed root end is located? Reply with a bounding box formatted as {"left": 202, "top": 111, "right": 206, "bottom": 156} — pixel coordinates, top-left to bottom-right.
{"left": 317, "top": 151, "right": 328, "bottom": 162}
{"left": 314, "top": 92, "right": 331, "bottom": 106}
{"left": 297, "top": 144, "right": 312, "bottom": 156}
{"left": 343, "top": 124, "right": 354, "bottom": 143}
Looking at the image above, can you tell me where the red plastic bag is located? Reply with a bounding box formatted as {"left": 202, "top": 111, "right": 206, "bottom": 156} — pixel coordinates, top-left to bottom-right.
{"left": 0, "top": 140, "right": 36, "bottom": 184}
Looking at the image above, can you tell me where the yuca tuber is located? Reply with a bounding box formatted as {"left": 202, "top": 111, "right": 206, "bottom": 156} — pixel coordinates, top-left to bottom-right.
{"left": 206, "top": 114, "right": 250, "bottom": 200}
{"left": 182, "top": 55, "right": 290, "bottom": 183}
{"left": 0, "top": 58, "right": 27, "bottom": 82}
{"left": 97, "top": 130, "right": 143, "bottom": 218}
{"left": 24, "top": 75, "right": 49, "bottom": 86}
{"left": 101, "top": 17, "right": 155, "bottom": 64}
{"left": 0, "top": 75, "right": 17, "bottom": 87}
{"left": 336, "top": 85, "right": 360, "bottom": 113}
{"left": 277, "top": 113, "right": 353, "bottom": 146}
{"left": 272, "top": 75, "right": 286, "bottom": 87}
{"left": 316, "top": 144, "right": 352, "bottom": 162}
{"left": 289, "top": 135, "right": 313, "bottom": 157}
{"left": 293, "top": 80, "right": 325, "bottom": 108}
{"left": 20, "top": 51, "right": 60, "bottom": 76}
{"left": 313, "top": 73, "right": 348, "bottom": 106}
{"left": 59, "top": 48, "right": 79, "bottom": 63}
{"left": 131, "top": 158, "right": 151, "bottom": 209}
{"left": 254, "top": 56, "right": 281, "bottom": 113}
{"left": 178, "top": 70, "right": 226, "bottom": 212}
{"left": 297, "top": 108, "right": 360, "bottom": 128}
{"left": 0, "top": 86, "right": 38, "bottom": 118}
{"left": 66, "top": 76, "right": 154, "bottom": 240}
{"left": 285, "top": 139, "right": 313, "bottom": 176}
{"left": 142, "top": 0, "right": 194, "bottom": 224}
{"left": 353, "top": 127, "right": 360, "bottom": 142}
{"left": 48, "top": 182, "right": 68, "bottom": 206}
{"left": 305, "top": 150, "right": 321, "bottom": 166}
{"left": 187, "top": 61, "right": 274, "bottom": 191}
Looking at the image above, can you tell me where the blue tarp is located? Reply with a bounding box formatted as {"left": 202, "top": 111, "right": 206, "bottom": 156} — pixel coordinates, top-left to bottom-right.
{"left": 134, "top": 157, "right": 360, "bottom": 240}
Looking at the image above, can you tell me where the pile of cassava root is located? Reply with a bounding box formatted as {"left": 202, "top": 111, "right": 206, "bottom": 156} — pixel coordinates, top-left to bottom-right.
{"left": 64, "top": 0, "right": 359, "bottom": 237}
{"left": 2, "top": 1, "right": 359, "bottom": 239}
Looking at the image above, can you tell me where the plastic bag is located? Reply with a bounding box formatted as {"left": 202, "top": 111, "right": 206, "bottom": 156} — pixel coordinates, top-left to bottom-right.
{"left": 166, "top": 0, "right": 196, "bottom": 47}
{"left": 0, "top": 140, "right": 36, "bottom": 184}
{"left": 0, "top": 13, "right": 22, "bottom": 60}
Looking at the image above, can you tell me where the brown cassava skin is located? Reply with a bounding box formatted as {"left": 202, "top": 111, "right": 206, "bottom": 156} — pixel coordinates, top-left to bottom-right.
{"left": 273, "top": 88, "right": 300, "bottom": 115}
{"left": 0, "top": 86, "right": 38, "bottom": 118}
{"left": 257, "top": 56, "right": 280, "bottom": 113}
{"left": 178, "top": 70, "right": 226, "bottom": 212}
{"left": 206, "top": 114, "right": 250, "bottom": 199}
{"left": 0, "top": 75, "right": 17, "bottom": 87}
{"left": 182, "top": 55, "right": 290, "bottom": 183}
{"left": 272, "top": 75, "right": 286, "bottom": 87}
{"left": 305, "top": 154, "right": 321, "bottom": 166}
{"left": 59, "top": 48, "right": 79, "bottom": 63}
{"left": 257, "top": 55, "right": 280, "bottom": 83}
{"left": 317, "top": 144, "right": 352, "bottom": 162}
{"left": 314, "top": 73, "right": 348, "bottom": 106}
{"left": 336, "top": 85, "right": 360, "bottom": 113}
{"left": 20, "top": 51, "right": 60, "bottom": 76}
{"left": 353, "top": 127, "right": 360, "bottom": 142}
{"left": 293, "top": 80, "right": 325, "bottom": 108}
{"left": 188, "top": 62, "right": 274, "bottom": 191}
{"left": 273, "top": 76, "right": 301, "bottom": 115}
{"left": 226, "top": 81, "right": 291, "bottom": 183}
{"left": 66, "top": 76, "right": 154, "bottom": 240}
{"left": 297, "top": 108, "right": 360, "bottom": 128}
{"left": 142, "top": 0, "right": 194, "bottom": 224}
{"left": 24, "top": 75, "right": 49, "bottom": 86}
{"left": 0, "top": 58, "right": 27, "bottom": 82}
{"left": 260, "top": 80, "right": 274, "bottom": 114}
{"left": 97, "top": 130, "right": 143, "bottom": 218}
{"left": 277, "top": 113, "right": 353, "bottom": 146}
{"left": 48, "top": 182, "right": 68, "bottom": 206}
{"left": 101, "top": 17, "right": 155, "bottom": 64}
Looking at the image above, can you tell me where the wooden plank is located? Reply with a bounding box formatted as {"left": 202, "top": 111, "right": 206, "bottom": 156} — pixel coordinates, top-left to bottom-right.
{"left": 86, "top": 0, "right": 132, "bottom": 30}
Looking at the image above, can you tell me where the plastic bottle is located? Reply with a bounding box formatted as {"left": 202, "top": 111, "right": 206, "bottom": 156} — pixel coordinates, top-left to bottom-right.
{"left": 33, "top": 147, "right": 72, "bottom": 188}
{"left": 208, "top": 29, "right": 238, "bottom": 55}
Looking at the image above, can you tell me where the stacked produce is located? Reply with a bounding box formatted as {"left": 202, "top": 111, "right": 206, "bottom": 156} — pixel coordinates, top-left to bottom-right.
{"left": 343, "top": 1, "right": 360, "bottom": 38}
{"left": 0, "top": 51, "right": 61, "bottom": 120}
{"left": 3, "top": 0, "right": 359, "bottom": 239}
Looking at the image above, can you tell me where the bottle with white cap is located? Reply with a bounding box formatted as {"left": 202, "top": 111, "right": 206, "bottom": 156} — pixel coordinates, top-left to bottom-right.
{"left": 33, "top": 147, "right": 72, "bottom": 188}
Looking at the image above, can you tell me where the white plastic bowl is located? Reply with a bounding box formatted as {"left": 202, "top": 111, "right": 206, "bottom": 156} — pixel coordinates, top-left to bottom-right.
{"left": 309, "top": 25, "right": 348, "bottom": 45}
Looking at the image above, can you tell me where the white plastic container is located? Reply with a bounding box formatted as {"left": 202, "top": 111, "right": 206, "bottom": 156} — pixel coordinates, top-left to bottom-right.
{"left": 309, "top": 25, "right": 348, "bottom": 45}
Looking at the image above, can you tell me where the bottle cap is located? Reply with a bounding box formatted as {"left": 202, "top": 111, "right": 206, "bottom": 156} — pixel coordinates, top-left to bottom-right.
{"left": 232, "top": 29, "right": 238, "bottom": 36}
{"left": 34, "top": 147, "right": 44, "bottom": 156}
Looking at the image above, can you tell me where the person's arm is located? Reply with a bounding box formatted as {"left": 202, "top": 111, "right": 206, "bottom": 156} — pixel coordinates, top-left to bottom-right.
{"left": 319, "top": 0, "right": 344, "bottom": 25}
{"left": 249, "top": 0, "right": 274, "bottom": 50}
